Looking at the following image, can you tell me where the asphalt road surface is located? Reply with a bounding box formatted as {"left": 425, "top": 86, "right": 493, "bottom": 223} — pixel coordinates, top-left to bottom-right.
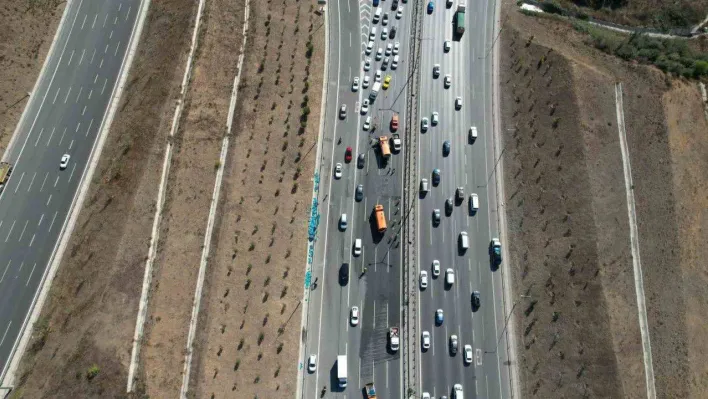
{"left": 0, "top": 0, "right": 142, "bottom": 381}
{"left": 301, "top": 0, "right": 414, "bottom": 397}
{"left": 416, "top": 0, "right": 511, "bottom": 398}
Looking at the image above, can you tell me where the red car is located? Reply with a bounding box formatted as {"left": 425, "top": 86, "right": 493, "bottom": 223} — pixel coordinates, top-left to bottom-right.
{"left": 345, "top": 146, "right": 353, "bottom": 163}
{"left": 390, "top": 114, "right": 399, "bottom": 131}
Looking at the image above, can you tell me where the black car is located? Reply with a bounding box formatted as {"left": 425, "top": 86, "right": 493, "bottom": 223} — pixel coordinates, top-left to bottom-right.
{"left": 445, "top": 197, "right": 453, "bottom": 215}
{"left": 357, "top": 153, "right": 365, "bottom": 168}
{"left": 432, "top": 209, "right": 441, "bottom": 226}
{"left": 389, "top": 26, "right": 397, "bottom": 39}
{"left": 339, "top": 263, "right": 349, "bottom": 285}
{"left": 471, "top": 291, "right": 481, "bottom": 311}
{"left": 443, "top": 140, "right": 451, "bottom": 156}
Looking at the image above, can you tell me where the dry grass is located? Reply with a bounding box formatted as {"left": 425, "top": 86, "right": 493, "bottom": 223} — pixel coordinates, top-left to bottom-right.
{"left": 0, "top": 0, "right": 64, "bottom": 153}
{"left": 12, "top": 0, "right": 197, "bottom": 397}
{"left": 501, "top": 3, "right": 708, "bottom": 398}
{"left": 189, "top": 0, "right": 325, "bottom": 397}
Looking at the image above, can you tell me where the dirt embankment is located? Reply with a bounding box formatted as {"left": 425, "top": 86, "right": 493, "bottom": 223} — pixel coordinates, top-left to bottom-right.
{"left": 0, "top": 0, "right": 64, "bottom": 153}
{"left": 501, "top": 5, "right": 708, "bottom": 399}
{"left": 189, "top": 0, "right": 325, "bottom": 397}
{"left": 13, "top": 0, "right": 196, "bottom": 398}
{"left": 556, "top": 0, "right": 708, "bottom": 30}
{"left": 136, "top": 0, "right": 247, "bottom": 397}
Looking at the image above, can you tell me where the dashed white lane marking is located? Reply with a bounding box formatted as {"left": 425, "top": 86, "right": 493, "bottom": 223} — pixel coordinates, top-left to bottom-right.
{"left": 26, "top": 263, "right": 37, "bottom": 286}
{"left": 34, "top": 128, "right": 44, "bottom": 147}
{"left": 101, "top": 78, "right": 108, "bottom": 94}
{"left": 76, "top": 86, "right": 83, "bottom": 102}
{"left": 91, "top": 48, "right": 96, "bottom": 64}
{"left": 67, "top": 49, "right": 75, "bottom": 66}
{"left": 68, "top": 163, "right": 77, "bottom": 183}
{"left": 46, "top": 194, "right": 52, "bottom": 206}
{"left": 80, "top": 14, "right": 87, "bottom": 30}
{"left": 14, "top": 173, "right": 24, "bottom": 194}
{"left": 5, "top": 220, "right": 16, "bottom": 242}
{"left": 0, "top": 261, "right": 10, "bottom": 283}
{"left": 53, "top": 176, "right": 60, "bottom": 188}
{"left": 68, "top": 139, "right": 74, "bottom": 150}
{"left": 59, "top": 127, "right": 66, "bottom": 145}
{"left": 48, "top": 211, "right": 58, "bottom": 232}
{"left": 103, "top": 13, "right": 108, "bottom": 28}
{"left": 82, "top": 105, "right": 87, "bottom": 115}
{"left": 125, "top": 6, "right": 131, "bottom": 21}
{"left": 118, "top": 3, "right": 122, "bottom": 11}
{"left": 0, "top": 322, "right": 12, "bottom": 348}
{"left": 75, "top": 122, "right": 81, "bottom": 133}
{"left": 29, "top": 232, "right": 36, "bottom": 248}
{"left": 85, "top": 119, "right": 94, "bottom": 137}
{"left": 27, "top": 172, "right": 36, "bottom": 192}
{"left": 93, "top": 73, "right": 98, "bottom": 84}
{"left": 39, "top": 173, "right": 48, "bottom": 192}
{"left": 91, "top": 13, "right": 97, "bottom": 29}
{"left": 114, "top": 41, "right": 121, "bottom": 56}
{"left": 104, "top": 44, "right": 109, "bottom": 54}
{"left": 37, "top": 214, "right": 45, "bottom": 227}
{"left": 18, "top": 220, "right": 29, "bottom": 242}
{"left": 63, "top": 86, "right": 72, "bottom": 103}
{"left": 114, "top": 15, "right": 118, "bottom": 25}
{"left": 88, "top": 88, "right": 93, "bottom": 100}
{"left": 52, "top": 87, "right": 60, "bottom": 104}
{"left": 99, "top": 58, "right": 104, "bottom": 69}
{"left": 78, "top": 48, "right": 86, "bottom": 65}
{"left": 109, "top": 30, "right": 114, "bottom": 40}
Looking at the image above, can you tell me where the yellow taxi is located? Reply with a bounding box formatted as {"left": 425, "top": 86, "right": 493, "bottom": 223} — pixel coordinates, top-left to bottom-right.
{"left": 383, "top": 75, "right": 392, "bottom": 89}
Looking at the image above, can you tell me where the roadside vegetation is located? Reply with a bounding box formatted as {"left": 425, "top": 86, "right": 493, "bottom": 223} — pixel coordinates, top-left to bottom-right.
{"left": 573, "top": 22, "right": 708, "bottom": 78}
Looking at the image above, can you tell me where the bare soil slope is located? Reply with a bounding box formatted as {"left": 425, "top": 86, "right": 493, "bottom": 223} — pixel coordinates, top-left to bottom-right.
{"left": 556, "top": 0, "right": 708, "bottom": 30}
{"left": 189, "top": 0, "right": 325, "bottom": 397}
{"left": 0, "top": 0, "right": 64, "bottom": 153}
{"left": 501, "top": 4, "right": 708, "bottom": 398}
{"left": 13, "top": 0, "right": 196, "bottom": 397}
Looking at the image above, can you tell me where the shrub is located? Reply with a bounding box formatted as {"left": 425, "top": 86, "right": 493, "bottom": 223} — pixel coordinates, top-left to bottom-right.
{"left": 86, "top": 365, "right": 100, "bottom": 380}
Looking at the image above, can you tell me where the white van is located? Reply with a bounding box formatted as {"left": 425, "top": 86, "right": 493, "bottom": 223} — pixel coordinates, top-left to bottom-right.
{"left": 469, "top": 126, "right": 478, "bottom": 143}
{"left": 369, "top": 27, "right": 377, "bottom": 41}
{"left": 453, "top": 384, "right": 464, "bottom": 399}
{"left": 469, "top": 193, "right": 479, "bottom": 212}
{"left": 459, "top": 231, "right": 469, "bottom": 250}
{"left": 374, "top": 8, "right": 382, "bottom": 23}
{"left": 445, "top": 268, "right": 455, "bottom": 285}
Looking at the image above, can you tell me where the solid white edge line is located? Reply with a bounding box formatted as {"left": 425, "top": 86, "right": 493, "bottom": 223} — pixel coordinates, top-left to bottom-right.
{"left": 0, "top": 0, "right": 150, "bottom": 390}
{"left": 125, "top": 0, "right": 204, "bottom": 391}
{"left": 177, "top": 1, "right": 251, "bottom": 397}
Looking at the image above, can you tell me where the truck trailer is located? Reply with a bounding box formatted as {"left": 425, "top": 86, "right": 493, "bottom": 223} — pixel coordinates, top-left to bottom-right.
{"left": 337, "top": 355, "right": 348, "bottom": 387}
{"left": 455, "top": 1, "right": 466, "bottom": 35}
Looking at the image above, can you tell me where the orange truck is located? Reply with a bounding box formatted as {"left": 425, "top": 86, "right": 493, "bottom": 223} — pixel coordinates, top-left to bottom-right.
{"left": 379, "top": 136, "right": 391, "bottom": 160}
{"left": 374, "top": 204, "right": 387, "bottom": 232}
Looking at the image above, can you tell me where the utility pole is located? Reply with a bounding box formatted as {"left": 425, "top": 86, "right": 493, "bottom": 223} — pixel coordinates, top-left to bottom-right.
{"left": 485, "top": 295, "right": 532, "bottom": 354}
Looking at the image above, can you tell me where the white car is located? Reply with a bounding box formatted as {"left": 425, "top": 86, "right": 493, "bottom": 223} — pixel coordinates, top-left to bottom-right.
{"left": 361, "top": 98, "right": 370, "bottom": 114}
{"left": 308, "top": 354, "right": 317, "bottom": 372}
{"left": 364, "top": 58, "right": 372, "bottom": 71}
{"left": 455, "top": 96, "right": 462, "bottom": 110}
{"left": 354, "top": 238, "right": 362, "bottom": 256}
{"left": 422, "top": 392, "right": 431, "bottom": 399}
{"left": 363, "top": 116, "right": 372, "bottom": 131}
{"left": 393, "top": 41, "right": 400, "bottom": 55}
{"left": 59, "top": 154, "right": 70, "bottom": 170}
{"left": 444, "top": 74, "right": 451, "bottom": 88}
{"left": 352, "top": 77, "right": 360, "bottom": 91}
{"left": 432, "top": 260, "right": 440, "bottom": 277}
{"left": 381, "top": 27, "right": 388, "bottom": 40}
{"left": 362, "top": 75, "right": 371, "bottom": 88}
{"left": 375, "top": 70, "right": 382, "bottom": 82}
{"left": 446, "top": 268, "right": 455, "bottom": 285}
{"left": 376, "top": 47, "right": 383, "bottom": 61}
{"left": 339, "top": 213, "right": 348, "bottom": 230}
{"left": 385, "top": 43, "right": 393, "bottom": 56}
{"left": 431, "top": 112, "right": 439, "bottom": 125}
{"left": 469, "top": 126, "right": 478, "bottom": 142}
{"left": 391, "top": 55, "right": 399, "bottom": 70}
{"left": 454, "top": 384, "right": 463, "bottom": 397}
{"left": 421, "top": 117, "right": 429, "bottom": 132}
{"left": 444, "top": 40, "right": 451, "bottom": 52}
{"left": 396, "top": 6, "right": 403, "bottom": 19}
{"left": 350, "top": 306, "right": 360, "bottom": 326}
{"left": 464, "top": 344, "right": 473, "bottom": 364}
{"left": 422, "top": 331, "right": 431, "bottom": 349}
{"left": 420, "top": 270, "right": 428, "bottom": 289}
{"left": 334, "top": 163, "right": 343, "bottom": 179}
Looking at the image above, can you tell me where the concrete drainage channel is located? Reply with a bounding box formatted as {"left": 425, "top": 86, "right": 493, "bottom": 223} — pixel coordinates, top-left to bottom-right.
{"left": 126, "top": 0, "right": 208, "bottom": 392}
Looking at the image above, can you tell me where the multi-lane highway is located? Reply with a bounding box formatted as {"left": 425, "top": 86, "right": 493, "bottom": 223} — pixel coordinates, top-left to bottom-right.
{"left": 0, "top": 0, "right": 143, "bottom": 382}
{"left": 301, "top": 0, "right": 416, "bottom": 397}
{"left": 416, "top": 0, "right": 510, "bottom": 398}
